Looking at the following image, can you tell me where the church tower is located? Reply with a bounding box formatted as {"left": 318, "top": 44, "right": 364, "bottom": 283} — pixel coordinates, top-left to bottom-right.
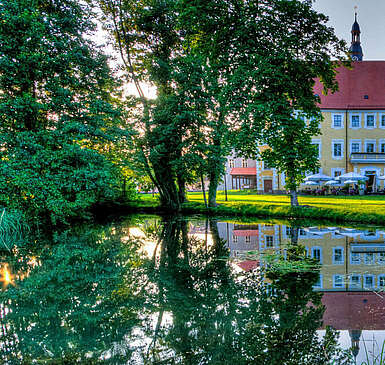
{"left": 349, "top": 11, "right": 363, "bottom": 61}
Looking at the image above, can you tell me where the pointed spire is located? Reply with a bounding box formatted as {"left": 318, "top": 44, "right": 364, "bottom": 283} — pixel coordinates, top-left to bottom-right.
{"left": 350, "top": 7, "right": 363, "bottom": 61}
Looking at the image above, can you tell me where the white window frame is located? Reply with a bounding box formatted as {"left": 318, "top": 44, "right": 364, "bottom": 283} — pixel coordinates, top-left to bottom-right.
{"left": 365, "top": 139, "right": 376, "bottom": 153}
{"left": 350, "top": 252, "right": 361, "bottom": 265}
{"left": 313, "top": 274, "right": 323, "bottom": 289}
{"left": 380, "top": 113, "right": 385, "bottom": 129}
{"left": 311, "top": 246, "right": 322, "bottom": 264}
{"left": 380, "top": 139, "right": 385, "bottom": 154}
{"left": 350, "top": 274, "right": 362, "bottom": 289}
{"left": 331, "top": 113, "right": 344, "bottom": 129}
{"left": 331, "top": 168, "right": 345, "bottom": 179}
{"left": 378, "top": 253, "right": 385, "bottom": 265}
{"left": 245, "top": 236, "right": 251, "bottom": 244}
{"left": 242, "top": 159, "right": 248, "bottom": 168}
{"left": 365, "top": 113, "right": 376, "bottom": 129}
{"left": 332, "top": 247, "right": 344, "bottom": 265}
{"left": 333, "top": 274, "right": 344, "bottom": 288}
{"left": 364, "top": 252, "right": 375, "bottom": 265}
{"left": 364, "top": 274, "right": 375, "bottom": 289}
{"left": 265, "top": 235, "right": 274, "bottom": 248}
{"left": 232, "top": 235, "right": 238, "bottom": 243}
{"left": 229, "top": 159, "right": 234, "bottom": 168}
{"left": 350, "top": 139, "right": 361, "bottom": 154}
{"left": 378, "top": 274, "right": 385, "bottom": 288}
{"left": 332, "top": 139, "right": 344, "bottom": 160}
{"left": 311, "top": 139, "right": 321, "bottom": 159}
{"left": 350, "top": 114, "right": 361, "bottom": 129}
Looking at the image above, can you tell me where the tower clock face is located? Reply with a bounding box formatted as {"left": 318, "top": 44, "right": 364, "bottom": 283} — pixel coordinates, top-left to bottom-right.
{"left": 352, "top": 56, "right": 359, "bottom": 61}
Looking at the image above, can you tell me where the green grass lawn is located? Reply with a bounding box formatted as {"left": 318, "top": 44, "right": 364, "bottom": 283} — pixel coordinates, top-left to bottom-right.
{"left": 138, "top": 190, "right": 385, "bottom": 224}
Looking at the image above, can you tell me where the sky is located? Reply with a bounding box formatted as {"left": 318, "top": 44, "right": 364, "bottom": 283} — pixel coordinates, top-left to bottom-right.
{"left": 313, "top": 0, "right": 385, "bottom": 60}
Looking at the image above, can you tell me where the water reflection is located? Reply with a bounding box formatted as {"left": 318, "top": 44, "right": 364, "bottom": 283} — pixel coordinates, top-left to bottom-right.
{"left": 0, "top": 216, "right": 366, "bottom": 364}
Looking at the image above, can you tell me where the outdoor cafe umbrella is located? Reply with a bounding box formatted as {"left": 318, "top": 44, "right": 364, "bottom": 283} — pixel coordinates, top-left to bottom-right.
{"left": 337, "top": 172, "right": 369, "bottom": 181}
{"left": 304, "top": 173, "right": 332, "bottom": 182}
{"left": 343, "top": 179, "right": 358, "bottom": 184}
{"left": 378, "top": 175, "right": 385, "bottom": 180}
{"left": 304, "top": 181, "right": 318, "bottom": 186}
{"left": 324, "top": 180, "right": 341, "bottom": 186}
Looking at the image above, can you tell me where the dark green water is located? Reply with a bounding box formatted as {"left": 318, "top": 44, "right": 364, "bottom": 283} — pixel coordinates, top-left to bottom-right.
{"left": 2, "top": 215, "right": 385, "bottom": 364}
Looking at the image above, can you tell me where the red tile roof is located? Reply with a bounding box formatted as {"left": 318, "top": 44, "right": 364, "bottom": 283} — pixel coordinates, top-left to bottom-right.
{"left": 230, "top": 167, "right": 256, "bottom": 176}
{"left": 314, "top": 61, "right": 385, "bottom": 110}
{"left": 321, "top": 292, "right": 385, "bottom": 330}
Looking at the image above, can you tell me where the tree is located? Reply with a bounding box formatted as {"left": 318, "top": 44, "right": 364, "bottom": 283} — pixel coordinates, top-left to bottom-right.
{"left": 179, "top": 0, "right": 347, "bottom": 206}
{"left": 0, "top": 0, "right": 128, "bottom": 224}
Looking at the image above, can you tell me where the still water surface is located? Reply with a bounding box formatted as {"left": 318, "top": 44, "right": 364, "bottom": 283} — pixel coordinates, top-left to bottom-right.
{"left": 1, "top": 215, "right": 385, "bottom": 364}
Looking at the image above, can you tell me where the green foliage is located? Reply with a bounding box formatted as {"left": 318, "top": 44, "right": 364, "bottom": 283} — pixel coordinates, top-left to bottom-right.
{"left": 0, "top": 0, "right": 129, "bottom": 224}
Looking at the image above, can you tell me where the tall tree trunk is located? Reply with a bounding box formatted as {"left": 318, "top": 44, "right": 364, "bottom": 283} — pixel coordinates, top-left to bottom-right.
{"left": 290, "top": 189, "right": 299, "bottom": 207}
{"left": 177, "top": 173, "right": 186, "bottom": 204}
{"left": 200, "top": 171, "right": 208, "bottom": 209}
{"left": 208, "top": 167, "right": 220, "bottom": 207}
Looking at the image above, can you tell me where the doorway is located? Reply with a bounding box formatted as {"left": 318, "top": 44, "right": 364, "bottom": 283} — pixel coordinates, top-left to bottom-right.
{"left": 264, "top": 179, "right": 273, "bottom": 193}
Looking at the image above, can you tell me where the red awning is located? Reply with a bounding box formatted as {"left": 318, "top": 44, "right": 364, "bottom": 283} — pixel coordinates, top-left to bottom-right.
{"left": 233, "top": 230, "right": 259, "bottom": 237}
{"left": 230, "top": 167, "right": 256, "bottom": 176}
{"left": 237, "top": 260, "right": 259, "bottom": 272}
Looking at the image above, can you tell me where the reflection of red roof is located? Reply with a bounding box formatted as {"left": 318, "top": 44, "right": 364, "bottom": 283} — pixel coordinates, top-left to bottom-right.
{"left": 314, "top": 61, "right": 385, "bottom": 110}
{"left": 230, "top": 167, "right": 256, "bottom": 176}
{"left": 237, "top": 260, "right": 259, "bottom": 271}
{"left": 233, "top": 230, "right": 259, "bottom": 237}
{"left": 321, "top": 292, "right": 385, "bottom": 330}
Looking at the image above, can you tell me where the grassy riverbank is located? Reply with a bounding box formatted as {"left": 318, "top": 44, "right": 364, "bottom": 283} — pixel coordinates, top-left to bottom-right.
{"left": 134, "top": 191, "right": 385, "bottom": 225}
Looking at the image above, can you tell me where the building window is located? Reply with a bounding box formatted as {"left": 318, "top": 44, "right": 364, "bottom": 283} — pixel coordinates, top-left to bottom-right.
{"left": 299, "top": 228, "right": 306, "bottom": 237}
{"left": 365, "top": 253, "right": 375, "bottom": 265}
{"left": 311, "top": 247, "right": 322, "bottom": 263}
{"left": 351, "top": 252, "right": 360, "bottom": 265}
{"left": 332, "top": 114, "right": 343, "bottom": 128}
{"left": 364, "top": 275, "right": 375, "bottom": 289}
{"left": 311, "top": 140, "right": 321, "bottom": 159}
{"left": 232, "top": 235, "right": 238, "bottom": 243}
{"left": 351, "top": 143, "right": 360, "bottom": 153}
{"left": 378, "top": 275, "right": 385, "bottom": 287}
{"left": 332, "top": 141, "right": 343, "bottom": 159}
{"left": 381, "top": 143, "right": 385, "bottom": 153}
{"left": 366, "top": 143, "right": 375, "bottom": 153}
{"left": 331, "top": 168, "right": 344, "bottom": 179}
{"left": 242, "top": 159, "right": 247, "bottom": 168}
{"left": 229, "top": 159, "right": 234, "bottom": 168}
{"left": 265, "top": 236, "right": 274, "bottom": 248}
{"left": 351, "top": 115, "right": 360, "bottom": 128}
{"left": 285, "top": 226, "right": 292, "bottom": 236}
{"left": 365, "top": 114, "right": 375, "bottom": 128}
{"left": 245, "top": 236, "right": 251, "bottom": 244}
{"left": 381, "top": 114, "right": 385, "bottom": 128}
{"left": 313, "top": 274, "right": 323, "bottom": 289}
{"left": 333, "top": 247, "right": 344, "bottom": 265}
{"left": 378, "top": 253, "right": 385, "bottom": 264}
{"left": 333, "top": 274, "right": 344, "bottom": 288}
{"left": 350, "top": 274, "right": 361, "bottom": 289}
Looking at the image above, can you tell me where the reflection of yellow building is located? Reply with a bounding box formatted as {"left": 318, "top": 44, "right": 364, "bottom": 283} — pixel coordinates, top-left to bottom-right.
{"left": 273, "top": 225, "right": 385, "bottom": 291}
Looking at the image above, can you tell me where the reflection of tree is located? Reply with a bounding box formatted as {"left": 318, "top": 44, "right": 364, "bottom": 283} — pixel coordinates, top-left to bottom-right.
{"left": 139, "top": 219, "right": 350, "bottom": 365}
{"left": 0, "top": 224, "right": 145, "bottom": 364}
{"left": 0, "top": 218, "right": 351, "bottom": 364}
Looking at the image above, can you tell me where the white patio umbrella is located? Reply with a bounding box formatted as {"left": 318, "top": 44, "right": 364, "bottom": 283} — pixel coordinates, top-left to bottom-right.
{"left": 344, "top": 179, "right": 358, "bottom": 184}
{"left": 305, "top": 173, "right": 332, "bottom": 182}
{"left": 378, "top": 175, "right": 385, "bottom": 180}
{"left": 337, "top": 172, "right": 369, "bottom": 181}
{"left": 337, "top": 228, "right": 363, "bottom": 237}
{"left": 304, "top": 180, "right": 318, "bottom": 186}
{"left": 324, "top": 180, "right": 341, "bottom": 185}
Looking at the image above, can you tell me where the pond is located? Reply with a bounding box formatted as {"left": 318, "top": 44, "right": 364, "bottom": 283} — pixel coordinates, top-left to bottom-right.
{"left": 1, "top": 214, "right": 385, "bottom": 364}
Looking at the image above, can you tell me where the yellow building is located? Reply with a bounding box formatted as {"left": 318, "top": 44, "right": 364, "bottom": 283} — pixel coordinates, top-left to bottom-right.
{"left": 221, "top": 16, "right": 385, "bottom": 193}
